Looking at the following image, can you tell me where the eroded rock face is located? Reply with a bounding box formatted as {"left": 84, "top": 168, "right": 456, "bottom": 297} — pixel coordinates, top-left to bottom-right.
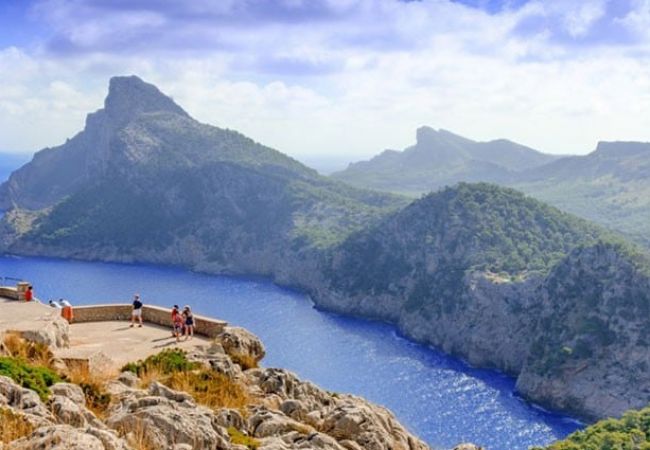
{"left": 215, "top": 327, "right": 266, "bottom": 366}
{"left": 105, "top": 381, "right": 230, "bottom": 449}
{"left": 0, "top": 375, "right": 54, "bottom": 427}
{"left": 6, "top": 425, "right": 129, "bottom": 450}
{"left": 17, "top": 316, "right": 70, "bottom": 349}
{"left": 246, "top": 368, "right": 429, "bottom": 450}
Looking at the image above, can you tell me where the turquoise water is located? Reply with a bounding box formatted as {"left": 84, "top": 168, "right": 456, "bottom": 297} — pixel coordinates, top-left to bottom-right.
{"left": 0, "top": 255, "right": 581, "bottom": 449}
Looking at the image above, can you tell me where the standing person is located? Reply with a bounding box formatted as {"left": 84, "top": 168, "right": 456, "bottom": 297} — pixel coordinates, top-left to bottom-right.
{"left": 60, "top": 298, "right": 74, "bottom": 323}
{"left": 24, "top": 286, "right": 33, "bottom": 302}
{"left": 130, "top": 294, "right": 143, "bottom": 328}
{"left": 182, "top": 305, "right": 194, "bottom": 341}
{"left": 173, "top": 310, "right": 184, "bottom": 342}
{"left": 171, "top": 305, "right": 181, "bottom": 337}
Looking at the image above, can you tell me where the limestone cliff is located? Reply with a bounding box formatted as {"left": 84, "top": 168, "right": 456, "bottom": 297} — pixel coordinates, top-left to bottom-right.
{"left": 0, "top": 320, "right": 431, "bottom": 450}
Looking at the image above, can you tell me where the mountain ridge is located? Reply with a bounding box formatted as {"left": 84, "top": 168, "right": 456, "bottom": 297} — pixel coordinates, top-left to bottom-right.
{"left": 333, "top": 129, "right": 650, "bottom": 247}
{"left": 1, "top": 76, "right": 648, "bottom": 423}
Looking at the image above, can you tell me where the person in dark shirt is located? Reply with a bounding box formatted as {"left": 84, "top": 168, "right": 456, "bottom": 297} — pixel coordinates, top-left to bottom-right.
{"left": 130, "top": 294, "right": 143, "bottom": 328}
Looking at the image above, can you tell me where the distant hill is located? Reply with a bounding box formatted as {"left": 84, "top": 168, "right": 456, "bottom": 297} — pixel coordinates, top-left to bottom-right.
{"left": 331, "top": 127, "right": 558, "bottom": 194}
{"left": 314, "top": 183, "right": 650, "bottom": 421}
{"left": 0, "top": 76, "right": 406, "bottom": 278}
{"left": 514, "top": 141, "right": 650, "bottom": 247}
{"left": 332, "top": 130, "right": 650, "bottom": 247}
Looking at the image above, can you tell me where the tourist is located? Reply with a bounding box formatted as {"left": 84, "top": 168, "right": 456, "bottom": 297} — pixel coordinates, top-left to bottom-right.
{"left": 171, "top": 304, "right": 181, "bottom": 337}
{"left": 60, "top": 298, "right": 74, "bottom": 322}
{"left": 173, "top": 310, "right": 184, "bottom": 342}
{"left": 24, "top": 285, "right": 33, "bottom": 302}
{"left": 130, "top": 294, "right": 143, "bottom": 328}
{"left": 48, "top": 299, "right": 62, "bottom": 308}
{"left": 182, "top": 305, "right": 194, "bottom": 340}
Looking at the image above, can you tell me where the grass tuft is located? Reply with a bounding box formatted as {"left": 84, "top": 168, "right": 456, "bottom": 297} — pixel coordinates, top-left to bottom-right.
{"left": 65, "top": 366, "right": 114, "bottom": 418}
{"left": 2, "top": 332, "right": 53, "bottom": 367}
{"left": 229, "top": 353, "right": 259, "bottom": 371}
{"left": 227, "top": 426, "right": 260, "bottom": 449}
{"left": 166, "top": 369, "right": 250, "bottom": 413}
{"left": 0, "top": 407, "right": 34, "bottom": 444}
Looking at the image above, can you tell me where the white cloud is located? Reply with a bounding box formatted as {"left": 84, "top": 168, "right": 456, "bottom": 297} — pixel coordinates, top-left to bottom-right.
{"left": 1, "top": 0, "right": 650, "bottom": 160}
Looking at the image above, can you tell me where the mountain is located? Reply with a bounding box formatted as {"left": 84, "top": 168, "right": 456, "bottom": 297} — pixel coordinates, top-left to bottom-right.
{"left": 2, "top": 77, "right": 648, "bottom": 423}
{"left": 331, "top": 131, "right": 650, "bottom": 247}
{"left": 0, "top": 76, "right": 406, "bottom": 279}
{"left": 331, "top": 127, "right": 558, "bottom": 194}
{"left": 311, "top": 183, "right": 650, "bottom": 421}
{"left": 514, "top": 141, "right": 650, "bottom": 247}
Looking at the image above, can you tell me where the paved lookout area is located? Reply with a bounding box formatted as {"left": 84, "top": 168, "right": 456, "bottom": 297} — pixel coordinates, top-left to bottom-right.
{"left": 55, "top": 320, "right": 211, "bottom": 369}
{"left": 1, "top": 294, "right": 224, "bottom": 372}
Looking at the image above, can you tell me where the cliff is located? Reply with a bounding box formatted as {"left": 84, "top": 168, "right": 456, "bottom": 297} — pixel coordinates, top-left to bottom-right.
{"left": 0, "top": 310, "right": 433, "bottom": 450}
{"left": 1, "top": 77, "right": 648, "bottom": 423}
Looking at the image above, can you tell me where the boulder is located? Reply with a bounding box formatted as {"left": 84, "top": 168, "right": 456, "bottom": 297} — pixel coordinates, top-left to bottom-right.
{"left": 320, "top": 399, "right": 429, "bottom": 450}
{"left": 249, "top": 407, "right": 312, "bottom": 438}
{"left": 215, "top": 327, "right": 265, "bottom": 367}
{"left": 106, "top": 384, "right": 230, "bottom": 449}
{"left": 215, "top": 408, "right": 246, "bottom": 430}
{"left": 51, "top": 383, "right": 86, "bottom": 406}
{"left": 453, "top": 445, "right": 484, "bottom": 450}
{"left": 6, "top": 424, "right": 129, "bottom": 450}
{"left": 0, "top": 375, "right": 53, "bottom": 427}
{"left": 17, "top": 316, "right": 69, "bottom": 349}
{"left": 117, "top": 371, "right": 139, "bottom": 388}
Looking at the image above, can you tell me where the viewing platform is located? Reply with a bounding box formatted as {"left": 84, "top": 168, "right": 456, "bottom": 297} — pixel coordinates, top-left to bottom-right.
{"left": 0, "top": 282, "right": 227, "bottom": 372}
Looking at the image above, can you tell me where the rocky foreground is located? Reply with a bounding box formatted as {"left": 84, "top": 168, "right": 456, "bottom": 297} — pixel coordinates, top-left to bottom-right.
{"left": 0, "top": 313, "right": 482, "bottom": 450}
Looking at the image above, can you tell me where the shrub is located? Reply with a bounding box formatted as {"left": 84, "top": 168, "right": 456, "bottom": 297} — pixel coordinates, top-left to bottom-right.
{"left": 229, "top": 353, "right": 259, "bottom": 371}
{"left": 534, "top": 406, "right": 650, "bottom": 449}
{"left": 2, "top": 332, "right": 52, "bottom": 367}
{"left": 0, "top": 407, "right": 34, "bottom": 444}
{"left": 167, "top": 369, "right": 250, "bottom": 412}
{"left": 122, "top": 349, "right": 199, "bottom": 376}
{"left": 227, "top": 426, "right": 260, "bottom": 449}
{"left": 0, "top": 356, "right": 61, "bottom": 401}
{"left": 65, "top": 365, "right": 113, "bottom": 418}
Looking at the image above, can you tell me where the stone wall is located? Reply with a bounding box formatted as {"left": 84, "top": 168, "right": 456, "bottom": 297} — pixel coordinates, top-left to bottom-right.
{"left": 71, "top": 304, "right": 227, "bottom": 338}
{"left": 0, "top": 286, "right": 19, "bottom": 300}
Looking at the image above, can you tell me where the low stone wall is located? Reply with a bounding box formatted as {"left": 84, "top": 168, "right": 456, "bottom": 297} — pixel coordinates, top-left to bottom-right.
{"left": 72, "top": 304, "right": 227, "bottom": 338}
{"left": 0, "top": 287, "right": 19, "bottom": 300}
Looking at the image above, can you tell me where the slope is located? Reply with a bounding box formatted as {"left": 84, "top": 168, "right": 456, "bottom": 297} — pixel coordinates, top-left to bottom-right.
{"left": 0, "top": 76, "right": 406, "bottom": 280}
{"left": 312, "top": 183, "right": 650, "bottom": 421}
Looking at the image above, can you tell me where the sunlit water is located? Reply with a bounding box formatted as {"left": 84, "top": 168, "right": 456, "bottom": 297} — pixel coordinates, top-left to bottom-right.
{"left": 0, "top": 255, "right": 581, "bottom": 449}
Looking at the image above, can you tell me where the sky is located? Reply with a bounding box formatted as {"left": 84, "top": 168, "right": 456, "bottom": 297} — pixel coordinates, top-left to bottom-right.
{"left": 1, "top": 0, "right": 650, "bottom": 162}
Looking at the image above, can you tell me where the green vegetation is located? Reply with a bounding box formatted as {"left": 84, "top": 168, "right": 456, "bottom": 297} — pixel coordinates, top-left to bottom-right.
{"left": 123, "top": 349, "right": 251, "bottom": 414}
{"left": 0, "top": 356, "right": 61, "bottom": 401}
{"left": 328, "top": 183, "right": 612, "bottom": 304}
{"left": 227, "top": 426, "right": 260, "bottom": 449}
{"left": 122, "top": 348, "right": 199, "bottom": 376}
{"left": 534, "top": 406, "right": 650, "bottom": 450}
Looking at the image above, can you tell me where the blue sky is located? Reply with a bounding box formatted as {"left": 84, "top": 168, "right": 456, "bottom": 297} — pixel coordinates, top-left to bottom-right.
{"left": 1, "top": 0, "right": 650, "bottom": 158}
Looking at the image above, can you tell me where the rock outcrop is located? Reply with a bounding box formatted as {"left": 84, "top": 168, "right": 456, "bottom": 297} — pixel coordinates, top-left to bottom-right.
{"left": 0, "top": 329, "right": 432, "bottom": 450}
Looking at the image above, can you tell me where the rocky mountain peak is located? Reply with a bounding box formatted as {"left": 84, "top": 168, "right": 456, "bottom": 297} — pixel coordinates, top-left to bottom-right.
{"left": 592, "top": 141, "right": 650, "bottom": 158}
{"left": 104, "top": 75, "right": 189, "bottom": 127}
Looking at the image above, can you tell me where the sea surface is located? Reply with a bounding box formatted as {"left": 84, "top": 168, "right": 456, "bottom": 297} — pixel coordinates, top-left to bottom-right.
{"left": 0, "top": 255, "right": 582, "bottom": 450}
